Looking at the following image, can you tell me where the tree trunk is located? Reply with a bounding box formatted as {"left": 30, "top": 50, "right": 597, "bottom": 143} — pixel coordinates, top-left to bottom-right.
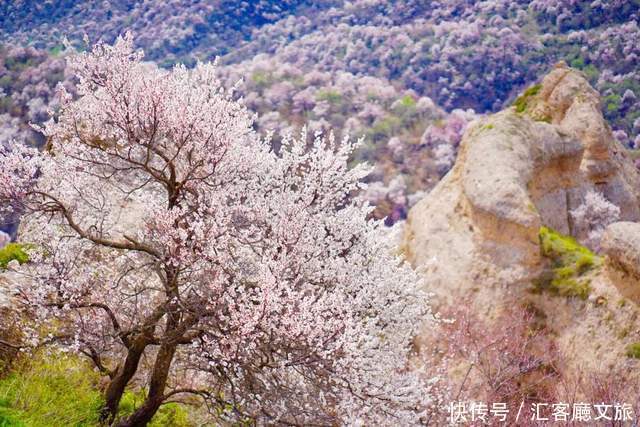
{"left": 116, "top": 270, "right": 181, "bottom": 427}
{"left": 116, "top": 341, "right": 178, "bottom": 427}
{"left": 100, "top": 342, "right": 146, "bottom": 424}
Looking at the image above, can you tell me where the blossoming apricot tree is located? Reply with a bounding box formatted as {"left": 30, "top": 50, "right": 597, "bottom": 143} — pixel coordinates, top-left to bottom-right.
{"left": 0, "top": 34, "right": 436, "bottom": 426}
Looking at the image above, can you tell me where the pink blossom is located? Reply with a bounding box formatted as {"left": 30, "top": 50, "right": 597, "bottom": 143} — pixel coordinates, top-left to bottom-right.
{"left": 3, "top": 34, "right": 437, "bottom": 425}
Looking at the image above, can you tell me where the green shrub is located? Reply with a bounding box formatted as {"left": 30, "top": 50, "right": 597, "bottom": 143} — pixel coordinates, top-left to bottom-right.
{"left": 604, "top": 94, "right": 621, "bottom": 114}
{"left": 315, "top": 89, "right": 342, "bottom": 105}
{"left": 250, "top": 70, "right": 274, "bottom": 89}
{"left": 392, "top": 94, "right": 417, "bottom": 114}
{"left": 513, "top": 84, "right": 542, "bottom": 114}
{"left": 0, "top": 244, "right": 30, "bottom": 270}
{"left": 0, "top": 353, "right": 104, "bottom": 426}
{"left": 367, "top": 115, "right": 402, "bottom": 142}
{"left": 48, "top": 45, "right": 64, "bottom": 57}
{"left": 550, "top": 277, "right": 591, "bottom": 300}
{"left": 570, "top": 56, "right": 585, "bottom": 69}
{"left": 399, "top": 94, "right": 416, "bottom": 109}
{"left": 537, "top": 226, "right": 601, "bottom": 300}
{"left": 0, "top": 76, "right": 12, "bottom": 90}
{"left": 581, "top": 64, "right": 599, "bottom": 82}
{"left": 626, "top": 343, "right": 640, "bottom": 359}
{"left": 539, "top": 226, "right": 599, "bottom": 267}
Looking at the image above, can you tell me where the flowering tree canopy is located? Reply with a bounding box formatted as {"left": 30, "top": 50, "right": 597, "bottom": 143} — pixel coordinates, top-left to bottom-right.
{"left": 0, "top": 34, "right": 435, "bottom": 425}
{"left": 570, "top": 190, "right": 621, "bottom": 251}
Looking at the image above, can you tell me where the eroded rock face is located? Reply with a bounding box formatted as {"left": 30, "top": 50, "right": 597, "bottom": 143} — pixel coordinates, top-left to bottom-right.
{"left": 404, "top": 63, "right": 640, "bottom": 300}
{"left": 602, "top": 222, "right": 640, "bottom": 276}
{"left": 405, "top": 64, "right": 640, "bottom": 379}
{"left": 602, "top": 222, "right": 640, "bottom": 302}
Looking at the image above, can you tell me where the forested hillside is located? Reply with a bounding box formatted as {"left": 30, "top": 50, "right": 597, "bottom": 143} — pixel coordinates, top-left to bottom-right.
{"left": 2, "top": 1, "right": 640, "bottom": 223}
{"left": 3, "top": 2, "right": 640, "bottom": 426}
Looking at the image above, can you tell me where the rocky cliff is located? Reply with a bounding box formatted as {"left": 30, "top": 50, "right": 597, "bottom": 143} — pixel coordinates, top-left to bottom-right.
{"left": 406, "top": 63, "right": 640, "bottom": 375}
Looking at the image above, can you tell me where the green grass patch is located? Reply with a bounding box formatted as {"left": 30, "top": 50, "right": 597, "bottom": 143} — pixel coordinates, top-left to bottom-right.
{"left": 514, "top": 84, "right": 542, "bottom": 114}
{"left": 0, "top": 403, "right": 25, "bottom": 427}
{"left": 0, "top": 244, "right": 30, "bottom": 270}
{"left": 0, "top": 353, "right": 104, "bottom": 427}
{"left": 117, "top": 390, "right": 192, "bottom": 427}
{"left": 0, "top": 352, "right": 196, "bottom": 426}
{"left": 536, "top": 226, "right": 602, "bottom": 300}
{"left": 626, "top": 343, "right": 640, "bottom": 359}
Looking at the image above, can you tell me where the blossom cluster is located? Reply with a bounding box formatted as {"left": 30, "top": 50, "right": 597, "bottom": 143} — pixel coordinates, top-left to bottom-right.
{"left": 0, "top": 44, "right": 72, "bottom": 149}
{"left": 0, "top": 34, "right": 438, "bottom": 424}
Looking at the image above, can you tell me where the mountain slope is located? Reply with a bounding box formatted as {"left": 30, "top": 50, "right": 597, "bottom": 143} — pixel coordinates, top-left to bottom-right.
{"left": 0, "top": 0, "right": 333, "bottom": 65}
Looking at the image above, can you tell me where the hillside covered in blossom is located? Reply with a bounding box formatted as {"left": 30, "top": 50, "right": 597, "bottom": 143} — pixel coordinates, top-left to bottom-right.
{"left": 3, "top": 2, "right": 640, "bottom": 426}
{"left": 1, "top": 0, "right": 640, "bottom": 223}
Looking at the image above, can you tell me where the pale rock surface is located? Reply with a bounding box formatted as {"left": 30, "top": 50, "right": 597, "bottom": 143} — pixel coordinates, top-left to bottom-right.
{"left": 601, "top": 221, "right": 640, "bottom": 302}
{"left": 602, "top": 222, "right": 640, "bottom": 277}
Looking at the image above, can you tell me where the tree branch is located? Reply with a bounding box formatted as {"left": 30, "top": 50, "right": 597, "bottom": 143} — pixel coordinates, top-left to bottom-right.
{"left": 32, "top": 190, "right": 161, "bottom": 258}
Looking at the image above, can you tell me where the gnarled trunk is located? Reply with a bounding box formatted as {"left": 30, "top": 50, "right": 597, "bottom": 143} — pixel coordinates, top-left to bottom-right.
{"left": 116, "top": 341, "right": 178, "bottom": 427}
{"left": 101, "top": 342, "right": 146, "bottom": 424}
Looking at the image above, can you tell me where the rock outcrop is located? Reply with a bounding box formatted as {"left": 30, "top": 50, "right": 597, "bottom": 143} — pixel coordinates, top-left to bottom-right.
{"left": 602, "top": 221, "right": 640, "bottom": 302}
{"left": 602, "top": 222, "right": 640, "bottom": 277}
{"left": 404, "top": 63, "right": 640, "bottom": 303}
{"left": 406, "top": 64, "right": 640, "bottom": 375}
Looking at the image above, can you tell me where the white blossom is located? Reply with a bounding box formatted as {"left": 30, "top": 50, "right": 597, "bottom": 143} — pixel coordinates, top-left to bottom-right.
{"left": 571, "top": 190, "right": 621, "bottom": 251}
{"left": 1, "top": 33, "right": 437, "bottom": 425}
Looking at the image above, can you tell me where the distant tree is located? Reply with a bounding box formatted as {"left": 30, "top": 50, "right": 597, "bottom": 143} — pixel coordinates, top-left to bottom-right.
{"left": 0, "top": 34, "right": 436, "bottom": 426}
{"left": 0, "top": 230, "right": 9, "bottom": 249}
{"left": 570, "top": 190, "right": 621, "bottom": 251}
